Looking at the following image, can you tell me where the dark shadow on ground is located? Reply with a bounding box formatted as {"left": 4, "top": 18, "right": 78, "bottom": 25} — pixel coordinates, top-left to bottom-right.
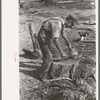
{"left": 19, "top": 49, "right": 39, "bottom": 59}
{"left": 19, "top": 61, "right": 41, "bottom": 69}
{"left": 20, "top": 69, "right": 43, "bottom": 81}
{"left": 19, "top": 61, "right": 43, "bottom": 81}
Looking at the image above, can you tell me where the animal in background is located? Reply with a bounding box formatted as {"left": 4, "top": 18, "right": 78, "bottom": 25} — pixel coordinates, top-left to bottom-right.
{"left": 78, "top": 32, "right": 89, "bottom": 41}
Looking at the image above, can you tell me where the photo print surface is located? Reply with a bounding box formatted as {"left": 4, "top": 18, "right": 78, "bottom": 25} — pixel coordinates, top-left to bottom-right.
{"left": 19, "top": 0, "right": 97, "bottom": 100}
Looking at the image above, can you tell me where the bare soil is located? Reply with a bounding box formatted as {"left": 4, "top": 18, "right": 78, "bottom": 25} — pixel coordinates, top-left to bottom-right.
{"left": 19, "top": 1, "right": 96, "bottom": 100}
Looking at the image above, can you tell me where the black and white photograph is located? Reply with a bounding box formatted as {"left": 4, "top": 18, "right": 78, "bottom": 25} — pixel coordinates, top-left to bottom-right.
{"left": 18, "top": 0, "right": 97, "bottom": 100}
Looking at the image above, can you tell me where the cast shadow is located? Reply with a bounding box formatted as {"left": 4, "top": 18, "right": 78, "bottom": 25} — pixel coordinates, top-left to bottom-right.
{"left": 19, "top": 49, "right": 38, "bottom": 59}
{"left": 19, "top": 61, "right": 43, "bottom": 81}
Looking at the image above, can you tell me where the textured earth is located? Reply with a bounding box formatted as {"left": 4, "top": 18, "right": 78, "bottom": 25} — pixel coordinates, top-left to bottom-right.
{"left": 19, "top": 1, "right": 96, "bottom": 100}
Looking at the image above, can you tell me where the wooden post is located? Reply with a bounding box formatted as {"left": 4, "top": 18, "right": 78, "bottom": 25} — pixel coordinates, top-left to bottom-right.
{"left": 28, "top": 23, "right": 36, "bottom": 52}
{"left": 28, "top": 23, "right": 42, "bottom": 57}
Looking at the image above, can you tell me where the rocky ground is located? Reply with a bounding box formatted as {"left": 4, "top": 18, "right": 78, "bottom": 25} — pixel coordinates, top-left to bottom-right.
{"left": 19, "top": 1, "right": 96, "bottom": 100}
